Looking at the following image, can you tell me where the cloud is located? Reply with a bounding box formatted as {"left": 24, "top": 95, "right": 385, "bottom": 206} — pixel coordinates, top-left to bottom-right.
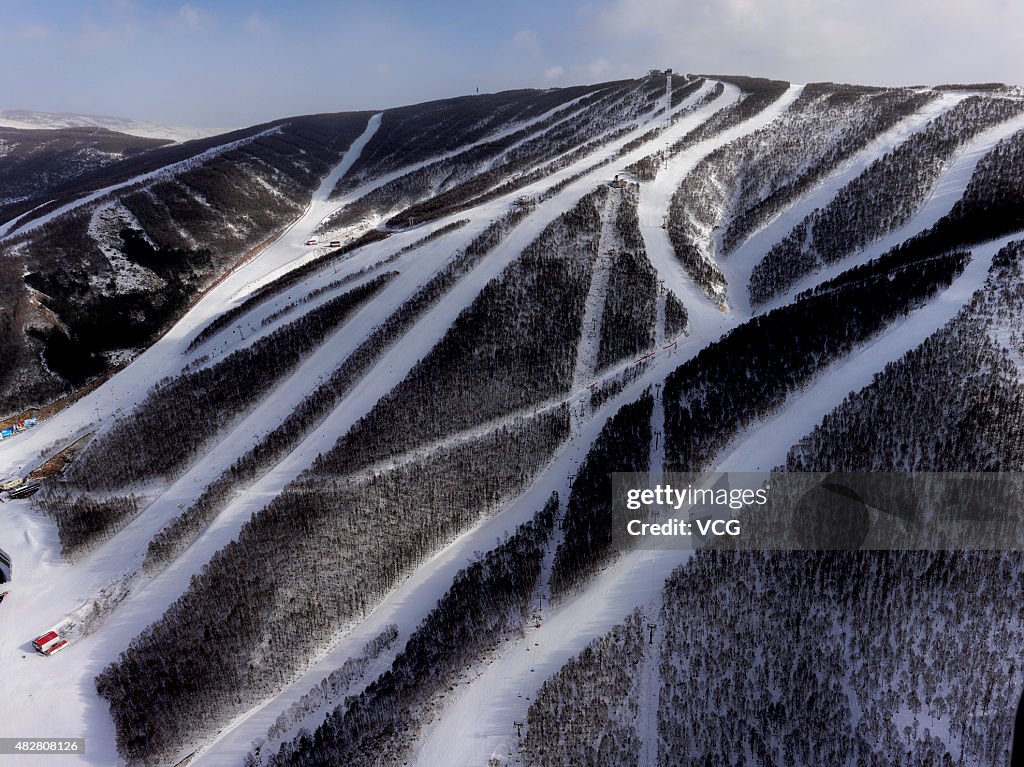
{"left": 590, "top": 0, "right": 1024, "bottom": 86}
{"left": 513, "top": 28, "right": 542, "bottom": 58}
{"left": 175, "top": 3, "right": 210, "bottom": 33}
{"left": 545, "top": 65, "right": 566, "bottom": 80}
{"left": 243, "top": 12, "right": 271, "bottom": 34}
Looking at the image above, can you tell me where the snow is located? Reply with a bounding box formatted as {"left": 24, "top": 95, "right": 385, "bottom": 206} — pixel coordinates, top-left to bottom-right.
{"left": 570, "top": 187, "right": 620, "bottom": 413}
{"left": 182, "top": 83, "right": 742, "bottom": 765}
{"left": 754, "top": 111, "right": 1024, "bottom": 314}
{"left": 1, "top": 75, "right": 1018, "bottom": 767}
{"left": 0, "top": 109, "right": 223, "bottom": 143}
{"left": 637, "top": 84, "right": 803, "bottom": 326}
{"left": 324, "top": 90, "right": 603, "bottom": 216}
{"left": 635, "top": 606, "right": 663, "bottom": 767}
{"left": 0, "top": 117, "right": 398, "bottom": 765}
{"left": 409, "top": 229, "right": 1012, "bottom": 767}
{"left": 410, "top": 87, "right": 821, "bottom": 767}
{"left": 716, "top": 234, "right": 1015, "bottom": 471}
{"left": 406, "top": 88, "right": 1024, "bottom": 767}
{"left": 0, "top": 82, "right": 734, "bottom": 766}
{"left": 0, "top": 125, "right": 283, "bottom": 240}
{"left": 721, "top": 91, "right": 970, "bottom": 315}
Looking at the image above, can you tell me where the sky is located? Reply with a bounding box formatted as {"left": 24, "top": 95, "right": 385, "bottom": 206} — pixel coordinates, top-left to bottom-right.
{"left": 1, "top": 0, "right": 1022, "bottom": 130}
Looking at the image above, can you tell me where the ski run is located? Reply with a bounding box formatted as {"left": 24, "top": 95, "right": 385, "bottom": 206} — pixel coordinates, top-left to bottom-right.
{"left": 1, "top": 75, "right": 1023, "bottom": 766}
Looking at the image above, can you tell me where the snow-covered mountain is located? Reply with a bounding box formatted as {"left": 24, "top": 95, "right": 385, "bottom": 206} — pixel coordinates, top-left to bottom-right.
{"left": 1, "top": 72, "right": 1024, "bottom": 766}
{"left": 0, "top": 109, "right": 221, "bottom": 143}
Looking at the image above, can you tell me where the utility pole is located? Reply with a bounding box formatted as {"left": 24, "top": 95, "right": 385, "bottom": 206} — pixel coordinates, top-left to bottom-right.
{"left": 647, "top": 623, "right": 657, "bottom": 645}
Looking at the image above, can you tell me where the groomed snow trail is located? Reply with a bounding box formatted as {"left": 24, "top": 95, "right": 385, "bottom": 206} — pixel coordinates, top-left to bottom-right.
{"left": 409, "top": 232, "right": 1013, "bottom": 767}
{"left": 715, "top": 234, "right": 1016, "bottom": 471}
{"left": 0, "top": 114, "right": 404, "bottom": 766}
{"left": 756, "top": 111, "right": 1024, "bottom": 313}
{"left": 636, "top": 606, "right": 664, "bottom": 767}
{"left": 190, "top": 86, "right": 745, "bottom": 761}
{"left": 636, "top": 84, "right": 803, "bottom": 331}
{"left": 0, "top": 126, "right": 283, "bottom": 241}
{"left": 323, "top": 89, "right": 607, "bottom": 214}
{"left": 0, "top": 82, "right": 729, "bottom": 767}
{"left": 0, "top": 114, "right": 391, "bottom": 482}
{"left": 721, "top": 90, "right": 971, "bottom": 315}
{"left": 3, "top": 77, "right": 994, "bottom": 767}
{"left": 570, "top": 187, "right": 621, "bottom": 428}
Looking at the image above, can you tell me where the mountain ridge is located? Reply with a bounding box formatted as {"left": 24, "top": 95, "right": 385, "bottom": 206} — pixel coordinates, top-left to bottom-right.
{"left": 1, "top": 70, "right": 1024, "bottom": 766}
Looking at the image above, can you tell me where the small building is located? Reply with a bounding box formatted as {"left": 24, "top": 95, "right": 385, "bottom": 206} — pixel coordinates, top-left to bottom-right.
{"left": 610, "top": 174, "right": 628, "bottom": 189}
{"left": 8, "top": 481, "right": 40, "bottom": 500}
{"left": 44, "top": 639, "right": 69, "bottom": 656}
{"left": 32, "top": 631, "right": 59, "bottom": 654}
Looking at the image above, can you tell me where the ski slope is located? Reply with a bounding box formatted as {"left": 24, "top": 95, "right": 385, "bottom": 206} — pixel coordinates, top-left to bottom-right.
{"left": 0, "top": 125, "right": 283, "bottom": 240}
{"left": 412, "top": 231, "right": 1013, "bottom": 767}
{"left": 0, "top": 77, "right": 730, "bottom": 766}
{"left": 720, "top": 90, "right": 970, "bottom": 315}
{"left": 756, "top": 110, "right": 1024, "bottom": 314}
{"left": 1, "top": 74, "right": 1019, "bottom": 767}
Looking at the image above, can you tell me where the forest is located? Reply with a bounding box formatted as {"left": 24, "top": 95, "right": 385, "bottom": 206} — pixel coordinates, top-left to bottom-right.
{"left": 187, "top": 229, "right": 391, "bottom": 351}
{"left": 144, "top": 206, "right": 534, "bottom": 572}
{"left": 97, "top": 408, "right": 570, "bottom": 764}
{"left": 750, "top": 95, "right": 1024, "bottom": 306}
{"left": 663, "top": 245, "right": 970, "bottom": 472}
{"left": 63, "top": 273, "right": 394, "bottom": 491}
{"left": 318, "top": 189, "right": 606, "bottom": 475}
{"left": 4, "top": 112, "right": 375, "bottom": 413}
{"left": 595, "top": 184, "right": 658, "bottom": 372}
{"left": 259, "top": 495, "right": 559, "bottom": 767}
{"left": 667, "top": 83, "right": 931, "bottom": 298}
{"left": 550, "top": 393, "right": 652, "bottom": 596}
{"left": 521, "top": 609, "right": 647, "bottom": 767}
{"left": 322, "top": 80, "right": 641, "bottom": 231}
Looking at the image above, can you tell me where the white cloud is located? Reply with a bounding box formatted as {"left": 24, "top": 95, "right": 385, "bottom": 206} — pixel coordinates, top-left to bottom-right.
{"left": 545, "top": 65, "right": 566, "bottom": 80}
{"left": 243, "top": 12, "right": 271, "bottom": 34}
{"left": 590, "top": 0, "right": 1024, "bottom": 86}
{"left": 176, "top": 3, "right": 210, "bottom": 33}
{"left": 513, "top": 28, "right": 542, "bottom": 58}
